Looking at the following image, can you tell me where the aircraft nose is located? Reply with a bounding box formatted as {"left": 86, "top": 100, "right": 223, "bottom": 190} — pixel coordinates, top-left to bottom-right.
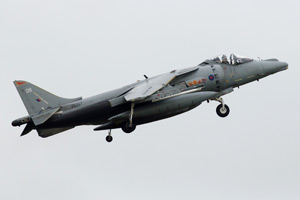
{"left": 263, "top": 61, "right": 288, "bottom": 75}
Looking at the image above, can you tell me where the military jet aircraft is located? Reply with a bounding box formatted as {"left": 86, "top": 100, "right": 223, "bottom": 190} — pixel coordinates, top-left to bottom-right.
{"left": 12, "top": 53, "right": 288, "bottom": 142}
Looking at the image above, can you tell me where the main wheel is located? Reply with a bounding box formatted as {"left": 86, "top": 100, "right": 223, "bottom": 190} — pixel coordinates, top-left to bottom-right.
{"left": 122, "top": 122, "right": 136, "bottom": 133}
{"left": 106, "top": 135, "right": 113, "bottom": 142}
{"left": 216, "top": 104, "right": 230, "bottom": 117}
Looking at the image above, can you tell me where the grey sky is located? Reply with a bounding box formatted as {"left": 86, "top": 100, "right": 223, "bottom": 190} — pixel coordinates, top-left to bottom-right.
{"left": 1, "top": 0, "right": 300, "bottom": 199}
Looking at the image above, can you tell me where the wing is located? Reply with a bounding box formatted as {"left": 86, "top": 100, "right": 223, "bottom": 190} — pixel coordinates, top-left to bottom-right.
{"left": 124, "top": 66, "right": 199, "bottom": 102}
{"left": 124, "top": 73, "right": 175, "bottom": 102}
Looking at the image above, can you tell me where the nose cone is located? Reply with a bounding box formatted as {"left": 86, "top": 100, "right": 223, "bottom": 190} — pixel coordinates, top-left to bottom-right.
{"left": 263, "top": 61, "right": 288, "bottom": 75}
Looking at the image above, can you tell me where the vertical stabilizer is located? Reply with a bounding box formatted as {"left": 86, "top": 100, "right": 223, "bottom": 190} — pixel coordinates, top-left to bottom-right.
{"left": 13, "top": 80, "right": 82, "bottom": 115}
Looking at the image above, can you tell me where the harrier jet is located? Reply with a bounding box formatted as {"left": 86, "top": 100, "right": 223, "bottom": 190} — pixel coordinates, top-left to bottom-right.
{"left": 12, "top": 53, "right": 288, "bottom": 142}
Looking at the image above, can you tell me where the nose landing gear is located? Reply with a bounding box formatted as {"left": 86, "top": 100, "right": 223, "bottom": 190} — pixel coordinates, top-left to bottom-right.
{"left": 212, "top": 97, "right": 230, "bottom": 117}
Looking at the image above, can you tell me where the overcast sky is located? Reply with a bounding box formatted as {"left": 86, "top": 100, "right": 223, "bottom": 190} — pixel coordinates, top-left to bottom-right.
{"left": 1, "top": 0, "right": 300, "bottom": 199}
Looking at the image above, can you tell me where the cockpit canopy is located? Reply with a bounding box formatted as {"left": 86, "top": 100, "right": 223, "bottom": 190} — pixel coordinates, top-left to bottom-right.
{"left": 207, "top": 53, "right": 253, "bottom": 65}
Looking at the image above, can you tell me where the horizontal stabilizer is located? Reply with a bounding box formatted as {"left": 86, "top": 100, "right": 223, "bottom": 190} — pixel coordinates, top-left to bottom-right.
{"left": 31, "top": 107, "right": 60, "bottom": 126}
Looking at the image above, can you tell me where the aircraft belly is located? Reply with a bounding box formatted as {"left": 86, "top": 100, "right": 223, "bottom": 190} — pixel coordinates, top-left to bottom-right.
{"left": 42, "top": 100, "right": 113, "bottom": 127}
{"left": 108, "top": 91, "right": 217, "bottom": 127}
{"left": 135, "top": 92, "right": 217, "bottom": 124}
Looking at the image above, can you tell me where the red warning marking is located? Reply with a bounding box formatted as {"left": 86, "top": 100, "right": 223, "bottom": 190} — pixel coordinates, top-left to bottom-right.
{"left": 189, "top": 80, "right": 202, "bottom": 86}
{"left": 15, "top": 81, "right": 27, "bottom": 86}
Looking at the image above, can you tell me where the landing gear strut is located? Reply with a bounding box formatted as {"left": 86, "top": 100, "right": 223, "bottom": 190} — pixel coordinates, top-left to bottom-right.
{"left": 213, "top": 97, "right": 230, "bottom": 117}
{"left": 129, "top": 103, "right": 134, "bottom": 127}
{"left": 122, "top": 103, "right": 137, "bottom": 133}
{"left": 106, "top": 129, "right": 113, "bottom": 142}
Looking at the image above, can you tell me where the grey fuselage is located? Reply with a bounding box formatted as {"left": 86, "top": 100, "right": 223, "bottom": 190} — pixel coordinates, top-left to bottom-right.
{"left": 33, "top": 58, "right": 287, "bottom": 136}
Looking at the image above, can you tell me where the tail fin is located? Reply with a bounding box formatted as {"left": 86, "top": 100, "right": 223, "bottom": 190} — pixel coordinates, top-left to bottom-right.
{"left": 14, "top": 80, "right": 82, "bottom": 116}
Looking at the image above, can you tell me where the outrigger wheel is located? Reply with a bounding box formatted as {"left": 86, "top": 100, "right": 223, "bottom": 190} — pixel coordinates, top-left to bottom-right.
{"left": 122, "top": 122, "right": 136, "bottom": 133}
{"left": 106, "top": 129, "right": 113, "bottom": 142}
{"left": 106, "top": 135, "right": 113, "bottom": 142}
{"left": 216, "top": 104, "right": 230, "bottom": 117}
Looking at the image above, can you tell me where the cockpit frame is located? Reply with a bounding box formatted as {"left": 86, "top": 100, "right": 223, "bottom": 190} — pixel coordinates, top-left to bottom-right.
{"left": 208, "top": 53, "right": 253, "bottom": 65}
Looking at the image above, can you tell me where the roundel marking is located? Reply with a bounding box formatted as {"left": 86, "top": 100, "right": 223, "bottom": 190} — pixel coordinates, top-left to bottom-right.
{"left": 209, "top": 74, "right": 215, "bottom": 81}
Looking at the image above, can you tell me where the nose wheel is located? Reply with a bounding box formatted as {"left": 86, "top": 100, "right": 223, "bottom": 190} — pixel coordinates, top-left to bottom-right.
{"left": 216, "top": 104, "right": 230, "bottom": 117}
{"left": 211, "top": 97, "right": 230, "bottom": 117}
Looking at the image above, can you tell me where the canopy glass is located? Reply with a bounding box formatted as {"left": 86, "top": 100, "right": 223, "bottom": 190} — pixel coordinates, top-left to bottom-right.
{"left": 209, "top": 53, "right": 253, "bottom": 65}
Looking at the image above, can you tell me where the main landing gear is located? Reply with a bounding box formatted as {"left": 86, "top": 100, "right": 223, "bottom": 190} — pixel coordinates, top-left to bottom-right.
{"left": 212, "top": 97, "right": 230, "bottom": 117}
{"left": 122, "top": 102, "right": 136, "bottom": 133}
{"left": 122, "top": 122, "right": 136, "bottom": 133}
{"left": 105, "top": 103, "right": 137, "bottom": 143}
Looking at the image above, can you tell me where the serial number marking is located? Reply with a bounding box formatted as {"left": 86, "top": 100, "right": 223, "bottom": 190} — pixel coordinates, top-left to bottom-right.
{"left": 71, "top": 102, "right": 82, "bottom": 109}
